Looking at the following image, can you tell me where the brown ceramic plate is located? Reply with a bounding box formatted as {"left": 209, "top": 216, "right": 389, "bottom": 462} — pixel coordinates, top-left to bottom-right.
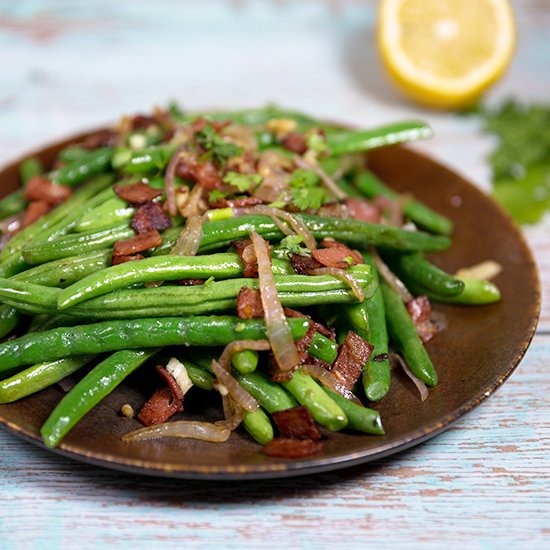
{"left": 0, "top": 132, "right": 541, "bottom": 480}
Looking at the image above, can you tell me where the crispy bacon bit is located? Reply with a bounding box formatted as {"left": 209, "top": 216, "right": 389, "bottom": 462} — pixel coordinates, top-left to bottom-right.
{"left": 25, "top": 176, "right": 72, "bottom": 206}
{"left": 331, "top": 331, "right": 373, "bottom": 390}
{"left": 175, "top": 154, "right": 222, "bottom": 190}
{"left": 294, "top": 322, "right": 316, "bottom": 363}
{"left": 232, "top": 239, "right": 260, "bottom": 277}
{"left": 131, "top": 114, "right": 158, "bottom": 130}
{"left": 373, "top": 353, "right": 390, "bottom": 362}
{"left": 81, "top": 130, "right": 117, "bottom": 149}
{"left": 174, "top": 278, "right": 205, "bottom": 286}
{"left": 312, "top": 241, "right": 363, "bottom": 269}
{"left": 226, "top": 150, "right": 257, "bottom": 175}
{"left": 113, "top": 182, "right": 163, "bottom": 205}
{"left": 137, "top": 365, "right": 184, "bottom": 427}
{"left": 237, "top": 286, "right": 264, "bottom": 319}
{"left": 345, "top": 197, "right": 382, "bottom": 224}
{"left": 111, "top": 254, "right": 145, "bottom": 265}
{"left": 282, "top": 132, "right": 308, "bottom": 154}
{"left": 21, "top": 201, "right": 51, "bottom": 228}
{"left": 113, "top": 230, "right": 162, "bottom": 257}
{"left": 262, "top": 438, "right": 323, "bottom": 458}
{"left": 210, "top": 196, "right": 263, "bottom": 209}
{"left": 289, "top": 253, "right": 323, "bottom": 275}
{"left": 272, "top": 406, "right": 321, "bottom": 440}
{"left": 131, "top": 201, "right": 172, "bottom": 234}
{"left": 406, "top": 295, "right": 439, "bottom": 343}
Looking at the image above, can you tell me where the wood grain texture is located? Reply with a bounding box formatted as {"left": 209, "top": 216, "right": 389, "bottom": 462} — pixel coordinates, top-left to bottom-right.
{"left": 0, "top": 0, "right": 548, "bottom": 548}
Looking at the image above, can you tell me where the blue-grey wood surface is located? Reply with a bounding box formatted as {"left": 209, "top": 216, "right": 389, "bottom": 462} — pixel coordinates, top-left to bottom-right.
{"left": 0, "top": 1, "right": 548, "bottom": 548}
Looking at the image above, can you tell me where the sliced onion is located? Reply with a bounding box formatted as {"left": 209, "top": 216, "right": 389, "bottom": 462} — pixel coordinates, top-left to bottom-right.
{"left": 180, "top": 182, "right": 205, "bottom": 218}
{"left": 165, "top": 144, "right": 185, "bottom": 217}
{"left": 391, "top": 353, "right": 429, "bottom": 402}
{"left": 122, "top": 421, "right": 231, "bottom": 443}
{"left": 250, "top": 231, "right": 301, "bottom": 372}
{"left": 217, "top": 339, "right": 271, "bottom": 371}
{"left": 301, "top": 363, "right": 362, "bottom": 405}
{"left": 455, "top": 260, "right": 502, "bottom": 281}
{"left": 171, "top": 214, "right": 203, "bottom": 257}
{"left": 371, "top": 248, "right": 414, "bottom": 303}
{"left": 211, "top": 360, "right": 259, "bottom": 413}
{"left": 308, "top": 267, "right": 365, "bottom": 302}
{"left": 239, "top": 205, "right": 316, "bottom": 250}
{"left": 293, "top": 155, "right": 347, "bottom": 201}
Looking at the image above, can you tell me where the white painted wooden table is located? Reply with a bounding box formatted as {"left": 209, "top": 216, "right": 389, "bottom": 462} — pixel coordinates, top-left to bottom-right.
{"left": 0, "top": 1, "right": 548, "bottom": 548}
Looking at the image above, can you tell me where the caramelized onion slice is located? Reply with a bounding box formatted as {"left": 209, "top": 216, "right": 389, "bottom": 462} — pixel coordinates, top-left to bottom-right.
{"left": 212, "top": 360, "right": 259, "bottom": 413}
{"left": 250, "top": 231, "right": 301, "bottom": 372}
{"left": 372, "top": 248, "right": 413, "bottom": 303}
{"left": 171, "top": 214, "right": 203, "bottom": 257}
{"left": 308, "top": 267, "right": 365, "bottom": 302}
{"left": 301, "top": 364, "right": 362, "bottom": 405}
{"left": 165, "top": 145, "right": 185, "bottom": 217}
{"left": 293, "top": 155, "right": 347, "bottom": 201}
{"left": 391, "top": 353, "right": 429, "bottom": 402}
{"left": 122, "top": 420, "right": 231, "bottom": 443}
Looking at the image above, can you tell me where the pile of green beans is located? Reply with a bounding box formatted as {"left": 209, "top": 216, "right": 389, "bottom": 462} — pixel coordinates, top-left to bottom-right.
{"left": 0, "top": 105, "right": 501, "bottom": 451}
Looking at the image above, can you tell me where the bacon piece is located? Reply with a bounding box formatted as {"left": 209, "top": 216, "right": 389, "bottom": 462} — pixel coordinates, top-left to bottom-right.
{"left": 272, "top": 406, "right": 321, "bottom": 440}
{"left": 25, "top": 176, "right": 72, "bottom": 206}
{"left": 175, "top": 154, "right": 222, "bottom": 190}
{"left": 114, "top": 182, "right": 163, "bottom": 205}
{"left": 113, "top": 230, "right": 162, "bottom": 257}
{"left": 210, "top": 196, "right": 263, "bottom": 209}
{"left": 82, "top": 130, "right": 117, "bottom": 149}
{"left": 237, "top": 286, "right": 264, "bottom": 319}
{"left": 331, "top": 331, "right": 373, "bottom": 390}
{"left": 131, "top": 114, "right": 158, "bottom": 130}
{"left": 312, "top": 242, "right": 363, "bottom": 269}
{"left": 289, "top": 254, "right": 323, "bottom": 275}
{"left": 282, "top": 132, "right": 308, "bottom": 154}
{"left": 345, "top": 197, "right": 382, "bottom": 224}
{"left": 137, "top": 365, "right": 184, "bottom": 427}
{"left": 131, "top": 201, "right": 172, "bottom": 234}
{"left": 232, "top": 239, "right": 259, "bottom": 277}
{"left": 111, "top": 254, "right": 145, "bottom": 266}
{"left": 21, "top": 201, "right": 51, "bottom": 228}
{"left": 406, "top": 295, "right": 439, "bottom": 343}
{"left": 262, "top": 438, "right": 323, "bottom": 458}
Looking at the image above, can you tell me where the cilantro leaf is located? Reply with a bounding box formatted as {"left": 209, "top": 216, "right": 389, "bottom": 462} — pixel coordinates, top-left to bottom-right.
{"left": 273, "top": 235, "right": 310, "bottom": 259}
{"left": 195, "top": 124, "right": 243, "bottom": 165}
{"left": 223, "top": 171, "right": 263, "bottom": 193}
{"left": 288, "top": 167, "right": 329, "bottom": 210}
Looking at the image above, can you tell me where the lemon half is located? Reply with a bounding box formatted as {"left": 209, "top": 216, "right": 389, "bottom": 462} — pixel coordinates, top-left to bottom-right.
{"left": 377, "top": 0, "right": 516, "bottom": 109}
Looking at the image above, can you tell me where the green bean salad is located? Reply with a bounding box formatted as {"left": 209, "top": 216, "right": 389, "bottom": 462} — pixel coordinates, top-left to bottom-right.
{"left": 0, "top": 105, "right": 501, "bottom": 458}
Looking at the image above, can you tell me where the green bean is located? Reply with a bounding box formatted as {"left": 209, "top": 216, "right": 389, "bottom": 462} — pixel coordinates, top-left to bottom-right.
{"left": 40, "top": 349, "right": 157, "bottom": 448}
{"left": 380, "top": 280, "right": 438, "bottom": 387}
{"left": 0, "top": 190, "right": 26, "bottom": 221}
{"left": 49, "top": 147, "right": 113, "bottom": 186}
{"left": 75, "top": 196, "right": 135, "bottom": 232}
{"left": 58, "top": 146, "right": 93, "bottom": 163}
{"left": 180, "top": 358, "right": 215, "bottom": 390}
{"left": 112, "top": 145, "right": 175, "bottom": 174}
{"left": 326, "top": 121, "right": 432, "bottom": 156}
{"left": 22, "top": 223, "right": 134, "bottom": 265}
{"left": 405, "top": 277, "right": 501, "bottom": 305}
{"left": 0, "top": 316, "right": 311, "bottom": 373}
{"left": 0, "top": 305, "right": 21, "bottom": 339}
{"left": 57, "top": 254, "right": 357, "bottom": 309}
{"left": 242, "top": 407, "right": 274, "bottom": 445}
{"left": 0, "top": 356, "right": 94, "bottom": 403}
{"left": 0, "top": 174, "right": 115, "bottom": 263}
{"left": 385, "top": 252, "right": 464, "bottom": 296}
{"left": 354, "top": 171, "right": 454, "bottom": 236}
{"left": 234, "top": 371, "right": 298, "bottom": 413}
{"left": 231, "top": 350, "right": 259, "bottom": 375}
{"left": 343, "top": 254, "right": 391, "bottom": 401}
{"left": 320, "top": 387, "right": 384, "bottom": 435}
{"left": 20, "top": 157, "right": 44, "bottom": 184}
{"left": 308, "top": 331, "right": 339, "bottom": 365}
{"left": 13, "top": 249, "right": 112, "bottom": 288}
{"left": 281, "top": 369, "right": 348, "bottom": 431}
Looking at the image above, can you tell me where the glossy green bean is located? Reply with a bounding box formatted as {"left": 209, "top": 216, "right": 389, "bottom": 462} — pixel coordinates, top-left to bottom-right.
{"left": 180, "top": 358, "right": 215, "bottom": 390}
{"left": 0, "top": 316, "right": 311, "bottom": 373}
{"left": 405, "top": 277, "right": 501, "bottom": 305}
{"left": 380, "top": 280, "right": 438, "bottom": 387}
{"left": 40, "top": 349, "right": 157, "bottom": 448}
{"left": 0, "top": 356, "right": 94, "bottom": 403}
{"left": 231, "top": 350, "right": 259, "bottom": 375}
{"left": 385, "top": 252, "right": 464, "bottom": 296}
{"left": 321, "top": 387, "right": 384, "bottom": 435}
{"left": 234, "top": 371, "right": 298, "bottom": 413}
{"left": 353, "top": 171, "right": 454, "bottom": 236}
{"left": 281, "top": 369, "right": 348, "bottom": 431}
{"left": 242, "top": 408, "right": 274, "bottom": 445}
{"left": 326, "top": 121, "right": 432, "bottom": 156}
{"left": 49, "top": 147, "right": 113, "bottom": 186}
{"left": 75, "top": 196, "right": 135, "bottom": 232}
{"left": 112, "top": 145, "right": 175, "bottom": 174}
{"left": 0, "top": 305, "right": 21, "bottom": 339}
{"left": 0, "top": 190, "right": 26, "bottom": 221}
